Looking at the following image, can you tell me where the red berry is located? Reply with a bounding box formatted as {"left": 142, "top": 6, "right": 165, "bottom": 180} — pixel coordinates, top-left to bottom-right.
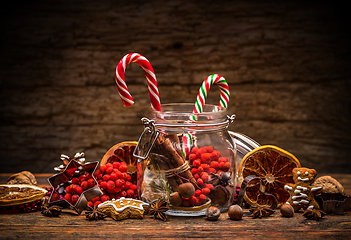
{"left": 65, "top": 186, "right": 71, "bottom": 194}
{"left": 210, "top": 161, "right": 219, "bottom": 169}
{"left": 126, "top": 174, "right": 132, "bottom": 182}
{"left": 197, "top": 166, "right": 204, "bottom": 174}
{"left": 197, "top": 178, "right": 204, "bottom": 186}
{"left": 71, "top": 194, "right": 79, "bottom": 205}
{"left": 126, "top": 189, "right": 134, "bottom": 198}
{"left": 121, "top": 173, "right": 128, "bottom": 180}
{"left": 94, "top": 201, "right": 102, "bottom": 207}
{"left": 194, "top": 173, "right": 200, "bottom": 179}
{"left": 100, "top": 181, "right": 107, "bottom": 189}
{"left": 116, "top": 171, "right": 123, "bottom": 179}
{"left": 130, "top": 184, "right": 137, "bottom": 191}
{"left": 107, "top": 188, "right": 115, "bottom": 194}
{"left": 76, "top": 186, "right": 83, "bottom": 195}
{"left": 110, "top": 173, "right": 117, "bottom": 181}
{"left": 194, "top": 198, "right": 201, "bottom": 206}
{"left": 218, "top": 157, "right": 228, "bottom": 163}
{"left": 201, "top": 173, "right": 209, "bottom": 182}
{"left": 120, "top": 191, "right": 127, "bottom": 198}
{"left": 100, "top": 165, "right": 107, "bottom": 173}
{"left": 106, "top": 167, "right": 113, "bottom": 175}
{"left": 191, "top": 146, "right": 199, "bottom": 154}
{"left": 88, "top": 178, "right": 95, "bottom": 188}
{"left": 208, "top": 168, "right": 216, "bottom": 174}
{"left": 113, "top": 162, "right": 120, "bottom": 169}
{"left": 199, "top": 194, "right": 207, "bottom": 202}
{"left": 119, "top": 163, "right": 128, "bottom": 172}
{"left": 189, "top": 195, "right": 196, "bottom": 205}
{"left": 201, "top": 153, "right": 212, "bottom": 163}
{"left": 219, "top": 162, "right": 226, "bottom": 170}
{"left": 81, "top": 181, "right": 89, "bottom": 190}
{"left": 115, "top": 179, "right": 124, "bottom": 187}
{"left": 223, "top": 162, "right": 230, "bottom": 171}
{"left": 69, "top": 184, "right": 77, "bottom": 194}
{"left": 188, "top": 153, "right": 197, "bottom": 162}
{"left": 91, "top": 196, "right": 100, "bottom": 202}
{"left": 200, "top": 164, "right": 210, "bottom": 172}
{"left": 114, "top": 186, "right": 122, "bottom": 193}
{"left": 102, "top": 174, "right": 110, "bottom": 181}
{"left": 204, "top": 146, "right": 213, "bottom": 153}
{"left": 87, "top": 201, "right": 94, "bottom": 207}
{"left": 101, "top": 195, "right": 110, "bottom": 202}
{"left": 202, "top": 187, "right": 210, "bottom": 195}
{"left": 64, "top": 193, "right": 72, "bottom": 202}
{"left": 211, "top": 150, "right": 221, "bottom": 161}
{"left": 206, "top": 184, "right": 214, "bottom": 191}
{"left": 124, "top": 181, "right": 131, "bottom": 190}
{"left": 107, "top": 180, "right": 115, "bottom": 190}
{"left": 71, "top": 177, "right": 80, "bottom": 185}
{"left": 106, "top": 163, "right": 113, "bottom": 169}
{"left": 192, "top": 160, "right": 201, "bottom": 168}
{"left": 94, "top": 169, "right": 101, "bottom": 176}
{"left": 191, "top": 168, "right": 198, "bottom": 175}
{"left": 196, "top": 148, "right": 207, "bottom": 158}
{"left": 195, "top": 189, "right": 202, "bottom": 196}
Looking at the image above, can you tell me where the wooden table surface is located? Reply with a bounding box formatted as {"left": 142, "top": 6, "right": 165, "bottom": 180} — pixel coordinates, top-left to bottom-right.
{"left": 1, "top": 173, "right": 351, "bottom": 239}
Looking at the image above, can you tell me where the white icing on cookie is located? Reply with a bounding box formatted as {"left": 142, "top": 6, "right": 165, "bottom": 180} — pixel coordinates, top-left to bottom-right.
{"left": 294, "top": 190, "right": 301, "bottom": 194}
{"left": 297, "top": 177, "right": 309, "bottom": 181}
{"left": 297, "top": 171, "right": 301, "bottom": 175}
{"left": 293, "top": 199, "right": 309, "bottom": 205}
{"left": 311, "top": 186, "right": 322, "bottom": 192}
{"left": 296, "top": 186, "right": 308, "bottom": 191}
{"left": 284, "top": 185, "right": 293, "bottom": 191}
{"left": 305, "top": 171, "right": 308, "bottom": 175}
{"left": 98, "top": 197, "right": 149, "bottom": 213}
{"left": 307, "top": 205, "right": 314, "bottom": 210}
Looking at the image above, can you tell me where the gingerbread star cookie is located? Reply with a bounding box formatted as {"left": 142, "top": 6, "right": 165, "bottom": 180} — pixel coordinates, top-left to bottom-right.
{"left": 98, "top": 197, "right": 149, "bottom": 221}
{"left": 284, "top": 167, "right": 323, "bottom": 212}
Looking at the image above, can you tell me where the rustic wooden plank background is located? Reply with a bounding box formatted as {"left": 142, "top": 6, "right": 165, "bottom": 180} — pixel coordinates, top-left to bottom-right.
{"left": 0, "top": 0, "right": 350, "bottom": 173}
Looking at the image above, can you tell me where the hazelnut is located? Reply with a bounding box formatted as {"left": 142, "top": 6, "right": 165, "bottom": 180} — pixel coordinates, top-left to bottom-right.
{"left": 169, "top": 192, "right": 182, "bottom": 206}
{"left": 228, "top": 205, "right": 243, "bottom": 220}
{"left": 280, "top": 203, "right": 294, "bottom": 217}
{"left": 206, "top": 206, "right": 221, "bottom": 221}
{"left": 178, "top": 182, "right": 195, "bottom": 198}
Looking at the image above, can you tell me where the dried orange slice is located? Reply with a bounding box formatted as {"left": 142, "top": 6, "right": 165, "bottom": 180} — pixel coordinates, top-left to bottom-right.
{"left": 238, "top": 145, "right": 301, "bottom": 208}
{"left": 100, "top": 141, "right": 138, "bottom": 183}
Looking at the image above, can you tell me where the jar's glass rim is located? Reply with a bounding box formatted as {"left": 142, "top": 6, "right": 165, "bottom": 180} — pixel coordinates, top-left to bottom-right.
{"left": 150, "top": 103, "right": 227, "bottom": 117}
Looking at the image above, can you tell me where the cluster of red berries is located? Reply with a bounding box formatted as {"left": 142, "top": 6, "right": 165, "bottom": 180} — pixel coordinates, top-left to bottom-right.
{"left": 179, "top": 145, "right": 231, "bottom": 207}
{"left": 188, "top": 146, "right": 230, "bottom": 187}
{"left": 89, "top": 161, "right": 138, "bottom": 207}
{"left": 59, "top": 173, "right": 96, "bottom": 205}
{"left": 182, "top": 186, "right": 212, "bottom": 207}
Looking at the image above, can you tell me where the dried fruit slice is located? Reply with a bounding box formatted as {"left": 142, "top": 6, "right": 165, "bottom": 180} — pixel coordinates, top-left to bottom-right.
{"left": 100, "top": 141, "right": 138, "bottom": 183}
{"left": 238, "top": 145, "right": 301, "bottom": 208}
{"left": 0, "top": 184, "right": 47, "bottom": 206}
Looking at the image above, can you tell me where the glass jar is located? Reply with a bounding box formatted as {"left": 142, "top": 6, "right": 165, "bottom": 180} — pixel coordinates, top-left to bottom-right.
{"left": 135, "top": 103, "right": 236, "bottom": 216}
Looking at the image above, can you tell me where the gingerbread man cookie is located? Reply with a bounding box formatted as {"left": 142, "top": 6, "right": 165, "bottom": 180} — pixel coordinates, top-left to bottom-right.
{"left": 284, "top": 167, "right": 323, "bottom": 212}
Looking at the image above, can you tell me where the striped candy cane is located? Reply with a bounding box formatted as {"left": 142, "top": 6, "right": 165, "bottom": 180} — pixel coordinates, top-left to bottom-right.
{"left": 182, "top": 74, "right": 230, "bottom": 157}
{"left": 115, "top": 53, "right": 161, "bottom": 111}
{"left": 191, "top": 74, "right": 230, "bottom": 121}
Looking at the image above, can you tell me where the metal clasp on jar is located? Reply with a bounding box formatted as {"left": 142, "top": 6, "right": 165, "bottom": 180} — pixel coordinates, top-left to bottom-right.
{"left": 133, "top": 117, "right": 160, "bottom": 162}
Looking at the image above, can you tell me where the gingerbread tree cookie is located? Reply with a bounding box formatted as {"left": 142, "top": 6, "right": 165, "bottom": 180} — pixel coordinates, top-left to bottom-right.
{"left": 284, "top": 167, "right": 322, "bottom": 212}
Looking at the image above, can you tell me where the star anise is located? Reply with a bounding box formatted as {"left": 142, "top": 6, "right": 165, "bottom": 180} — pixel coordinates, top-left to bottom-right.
{"left": 149, "top": 199, "right": 168, "bottom": 221}
{"left": 41, "top": 205, "right": 62, "bottom": 217}
{"left": 302, "top": 209, "right": 325, "bottom": 221}
{"left": 249, "top": 207, "right": 275, "bottom": 219}
{"left": 85, "top": 205, "right": 107, "bottom": 221}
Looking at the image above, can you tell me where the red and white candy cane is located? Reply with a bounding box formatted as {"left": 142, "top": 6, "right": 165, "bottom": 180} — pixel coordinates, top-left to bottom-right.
{"left": 182, "top": 74, "right": 230, "bottom": 157}
{"left": 190, "top": 74, "right": 230, "bottom": 121}
{"left": 115, "top": 53, "right": 161, "bottom": 111}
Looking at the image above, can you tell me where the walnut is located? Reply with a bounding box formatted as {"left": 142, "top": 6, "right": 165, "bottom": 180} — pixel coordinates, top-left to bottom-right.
{"left": 7, "top": 171, "right": 37, "bottom": 185}
{"left": 313, "top": 176, "right": 344, "bottom": 194}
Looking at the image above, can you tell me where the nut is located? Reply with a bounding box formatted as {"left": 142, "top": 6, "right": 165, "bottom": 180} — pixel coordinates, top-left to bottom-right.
{"left": 178, "top": 182, "right": 195, "bottom": 198}
{"left": 228, "top": 204, "right": 243, "bottom": 220}
{"left": 280, "top": 203, "right": 294, "bottom": 217}
{"left": 169, "top": 192, "right": 182, "bottom": 206}
{"left": 313, "top": 176, "right": 344, "bottom": 194}
{"left": 205, "top": 206, "right": 221, "bottom": 221}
